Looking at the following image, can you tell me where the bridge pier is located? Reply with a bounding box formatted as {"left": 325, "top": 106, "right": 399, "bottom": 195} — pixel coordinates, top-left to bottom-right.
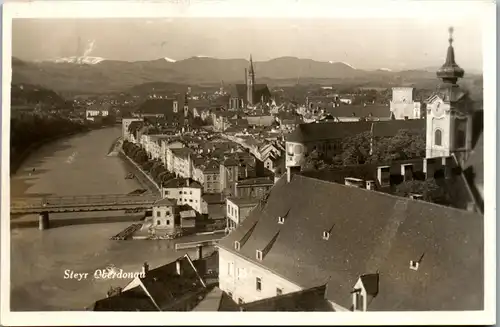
{"left": 39, "top": 212, "right": 50, "bottom": 230}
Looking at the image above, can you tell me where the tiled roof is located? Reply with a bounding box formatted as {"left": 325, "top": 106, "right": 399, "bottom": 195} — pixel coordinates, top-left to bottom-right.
{"left": 236, "top": 177, "right": 274, "bottom": 186}
{"left": 92, "top": 255, "right": 212, "bottom": 311}
{"left": 240, "top": 285, "right": 334, "bottom": 311}
{"left": 202, "top": 193, "right": 225, "bottom": 204}
{"left": 227, "top": 197, "right": 260, "bottom": 207}
{"left": 154, "top": 198, "right": 176, "bottom": 206}
{"left": 218, "top": 174, "right": 483, "bottom": 311}
{"left": 325, "top": 105, "right": 391, "bottom": 118}
{"left": 286, "top": 120, "right": 425, "bottom": 143}
{"left": 163, "top": 178, "right": 202, "bottom": 189}
{"left": 191, "top": 287, "right": 240, "bottom": 311}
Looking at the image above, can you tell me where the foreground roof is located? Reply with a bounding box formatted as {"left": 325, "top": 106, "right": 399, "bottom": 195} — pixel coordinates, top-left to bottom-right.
{"left": 218, "top": 174, "right": 483, "bottom": 311}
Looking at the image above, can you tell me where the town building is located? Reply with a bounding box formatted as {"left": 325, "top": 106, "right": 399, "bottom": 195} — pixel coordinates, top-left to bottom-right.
{"left": 162, "top": 178, "right": 203, "bottom": 213}
{"left": 216, "top": 28, "right": 484, "bottom": 311}
{"left": 228, "top": 55, "right": 271, "bottom": 110}
{"left": 217, "top": 171, "right": 483, "bottom": 310}
{"left": 226, "top": 197, "right": 260, "bottom": 231}
{"left": 285, "top": 119, "right": 425, "bottom": 169}
{"left": 389, "top": 87, "right": 423, "bottom": 120}
{"left": 150, "top": 198, "right": 182, "bottom": 239}
{"left": 91, "top": 252, "right": 218, "bottom": 311}
{"left": 85, "top": 106, "right": 109, "bottom": 121}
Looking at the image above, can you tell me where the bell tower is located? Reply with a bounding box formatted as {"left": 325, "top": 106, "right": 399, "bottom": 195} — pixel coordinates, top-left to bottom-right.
{"left": 425, "top": 27, "right": 474, "bottom": 163}
{"left": 247, "top": 55, "right": 255, "bottom": 106}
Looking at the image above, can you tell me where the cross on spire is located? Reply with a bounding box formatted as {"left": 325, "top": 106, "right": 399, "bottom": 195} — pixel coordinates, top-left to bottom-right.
{"left": 436, "top": 26, "right": 464, "bottom": 84}
{"left": 448, "top": 26, "right": 454, "bottom": 46}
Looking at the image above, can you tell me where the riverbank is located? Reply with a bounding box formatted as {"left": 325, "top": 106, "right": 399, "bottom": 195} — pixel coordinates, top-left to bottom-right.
{"left": 119, "top": 151, "right": 161, "bottom": 195}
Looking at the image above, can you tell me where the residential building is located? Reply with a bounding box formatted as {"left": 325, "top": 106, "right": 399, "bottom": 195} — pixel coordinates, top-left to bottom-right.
{"left": 150, "top": 198, "right": 181, "bottom": 238}
{"left": 85, "top": 107, "right": 109, "bottom": 121}
{"left": 162, "top": 178, "right": 203, "bottom": 213}
{"left": 165, "top": 141, "right": 186, "bottom": 172}
{"left": 234, "top": 177, "right": 274, "bottom": 198}
{"left": 226, "top": 197, "right": 259, "bottom": 231}
{"left": 217, "top": 171, "right": 483, "bottom": 310}
{"left": 171, "top": 148, "right": 194, "bottom": 178}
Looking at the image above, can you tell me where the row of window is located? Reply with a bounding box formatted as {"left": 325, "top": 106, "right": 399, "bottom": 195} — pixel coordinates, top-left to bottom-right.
{"left": 227, "top": 204, "right": 239, "bottom": 218}
{"left": 156, "top": 210, "right": 171, "bottom": 217}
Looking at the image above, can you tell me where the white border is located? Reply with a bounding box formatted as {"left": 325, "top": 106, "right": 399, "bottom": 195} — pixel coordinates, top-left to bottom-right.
{"left": 1, "top": 0, "right": 496, "bottom": 326}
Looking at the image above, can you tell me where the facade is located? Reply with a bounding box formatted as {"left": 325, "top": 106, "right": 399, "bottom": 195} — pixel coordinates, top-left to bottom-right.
{"left": 85, "top": 108, "right": 109, "bottom": 121}
{"left": 226, "top": 197, "right": 259, "bottom": 231}
{"left": 171, "top": 148, "right": 193, "bottom": 178}
{"left": 162, "top": 178, "right": 203, "bottom": 213}
{"left": 151, "top": 198, "right": 181, "bottom": 237}
{"left": 234, "top": 177, "right": 273, "bottom": 198}
{"left": 425, "top": 31, "right": 475, "bottom": 166}
{"left": 389, "top": 87, "right": 422, "bottom": 120}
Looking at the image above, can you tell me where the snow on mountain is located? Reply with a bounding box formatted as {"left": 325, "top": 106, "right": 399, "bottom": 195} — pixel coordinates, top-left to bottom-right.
{"left": 50, "top": 56, "right": 105, "bottom": 65}
{"left": 164, "top": 57, "right": 177, "bottom": 63}
{"left": 329, "top": 61, "right": 356, "bottom": 69}
{"left": 378, "top": 68, "right": 392, "bottom": 72}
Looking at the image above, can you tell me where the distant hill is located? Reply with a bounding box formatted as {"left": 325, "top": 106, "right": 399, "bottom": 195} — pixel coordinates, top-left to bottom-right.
{"left": 11, "top": 56, "right": 483, "bottom": 97}
{"left": 11, "top": 83, "right": 68, "bottom": 108}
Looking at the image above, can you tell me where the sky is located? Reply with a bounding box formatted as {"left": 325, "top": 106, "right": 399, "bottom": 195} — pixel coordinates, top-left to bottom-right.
{"left": 12, "top": 17, "right": 483, "bottom": 71}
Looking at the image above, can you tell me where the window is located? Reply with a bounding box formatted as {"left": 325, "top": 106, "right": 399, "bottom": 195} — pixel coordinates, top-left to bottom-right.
{"left": 165, "top": 191, "right": 170, "bottom": 195}
{"left": 156, "top": 211, "right": 161, "bottom": 217}
{"left": 179, "top": 191, "right": 182, "bottom": 194}
{"left": 190, "top": 191, "right": 193, "bottom": 195}
{"left": 323, "top": 231, "right": 330, "bottom": 240}
{"left": 227, "top": 204, "right": 231, "bottom": 214}
{"left": 189, "top": 199, "right": 193, "bottom": 202}
{"left": 156, "top": 220, "right": 161, "bottom": 225}
{"left": 184, "top": 191, "right": 187, "bottom": 195}
{"left": 278, "top": 216, "right": 285, "bottom": 224}
{"left": 256, "top": 250, "right": 263, "bottom": 261}
{"left": 354, "top": 292, "right": 364, "bottom": 311}
{"left": 410, "top": 260, "right": 419, "bottom": 271}
{"left": 166, "top": 220, "right": 170, "bottom": 225}
{"left": 237, "top": 268, "right": 244, "bottom": 280}
{"left": 434, "top": 129, "right": 442, "bottom": 146}
{"left": 227, "top": 262, "right": 234, "bottom": 276}
{"left": 234, "top": 241, "right": 241, "bottom": 251}
{"left": 276, "top": 288, "right": 283, "bottom": 296}
{"left": 256, "top": 277, "right": 262, "bottom": 291}
{"left": 228, "top": 291, "right": 233, "bottom": 297}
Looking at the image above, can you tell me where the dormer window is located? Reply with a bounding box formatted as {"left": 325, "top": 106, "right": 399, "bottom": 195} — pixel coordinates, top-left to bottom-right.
{"left": 410, "top": 260, "right": 419, "bottom": 271}
{"left": 234, "top": 241, "right": 241, "bottom": 251}
{"left": 322, "top": 231, "right": 330, "bottom": 240}
{"left": 278, "top": 216, "right": 285, "bottom": 224}
{"left": 256, "top": 250, "right": 263, "bottom": 261}
{"left": 352, "top": 288, "right": 365, "bottom": 311}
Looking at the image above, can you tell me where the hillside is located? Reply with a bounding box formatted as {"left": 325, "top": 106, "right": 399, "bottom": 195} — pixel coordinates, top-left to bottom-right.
{"left": 11, "top": 56, "right": 483, "bottom": 98}
{"left": 11, "top": 83, "right": 68, "bottom": 108}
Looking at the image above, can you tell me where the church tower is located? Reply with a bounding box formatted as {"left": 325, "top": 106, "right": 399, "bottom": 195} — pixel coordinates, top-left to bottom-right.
{"left": 425, "top": 27, "right": 474, "bottom": 163}
{"left": 247, "top": 55, "right": 255, "bottom": 106}
{"left": 183, "top": 93, "right": 189, "bottom": 118}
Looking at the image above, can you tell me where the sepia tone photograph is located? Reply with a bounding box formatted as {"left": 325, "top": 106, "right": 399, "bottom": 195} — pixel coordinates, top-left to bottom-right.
{"left": 1, "top": 0, "right": 496, "bottom": 325}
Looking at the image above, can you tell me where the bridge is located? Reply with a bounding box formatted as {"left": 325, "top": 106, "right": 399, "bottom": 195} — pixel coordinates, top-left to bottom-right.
{"left": 11, "top": 194, "right": 161, "bottom": 230}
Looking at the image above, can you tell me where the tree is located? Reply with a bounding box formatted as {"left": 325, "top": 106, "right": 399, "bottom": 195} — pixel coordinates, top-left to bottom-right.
{"left": 371, "top": 129, "right": 425, "bottom": 163}
{"left": 394, "top": 178, "right": 448, "bottom": 204}
{"left": 339, "top": 131, "right": 372, "bottom": 165}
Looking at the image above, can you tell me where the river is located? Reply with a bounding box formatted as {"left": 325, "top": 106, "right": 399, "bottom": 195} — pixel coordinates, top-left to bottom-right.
{"left": 10, "top": 127, "right": 212, "bottom": 311}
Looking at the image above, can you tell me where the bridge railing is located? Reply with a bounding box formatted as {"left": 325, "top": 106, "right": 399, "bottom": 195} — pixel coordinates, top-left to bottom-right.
{"left": 10, "top": 194, "right": 160, "bottom": 210}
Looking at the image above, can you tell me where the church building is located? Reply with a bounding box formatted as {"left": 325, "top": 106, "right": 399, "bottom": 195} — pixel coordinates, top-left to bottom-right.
{"left": 425, "top": 27, "right": 482, "bottom": 167}
{"left": 228, "top": 55, "right": 271, "bottom": 110}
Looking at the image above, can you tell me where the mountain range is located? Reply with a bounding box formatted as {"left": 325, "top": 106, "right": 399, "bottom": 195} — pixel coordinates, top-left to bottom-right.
{"left": 11, "top": 56, "right": 483, "bottom": 95}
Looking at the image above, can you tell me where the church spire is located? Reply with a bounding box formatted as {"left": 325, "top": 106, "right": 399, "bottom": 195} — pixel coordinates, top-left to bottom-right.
{"left": 436, "top": 26, "right": 465, "bottom": 84}
{"left": 249, "top": 54, "right": 255, "bottom": 76}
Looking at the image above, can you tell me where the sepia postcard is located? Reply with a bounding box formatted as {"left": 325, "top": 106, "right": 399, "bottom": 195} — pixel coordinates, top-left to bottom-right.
{"left": 0, "top": 0, "right": 496, "bottom": 325}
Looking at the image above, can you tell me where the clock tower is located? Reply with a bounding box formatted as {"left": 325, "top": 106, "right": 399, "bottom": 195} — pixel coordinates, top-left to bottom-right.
{"left": 425, "top": 27, "right": 474, "bottom": 163}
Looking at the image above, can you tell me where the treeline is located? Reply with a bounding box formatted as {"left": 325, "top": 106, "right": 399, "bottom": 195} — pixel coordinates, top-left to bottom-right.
{"left": 122, "top": 140, "right": 175, "bottom": 187}
{"left": 10, "top": 115, "right": 89, "bottom": 174}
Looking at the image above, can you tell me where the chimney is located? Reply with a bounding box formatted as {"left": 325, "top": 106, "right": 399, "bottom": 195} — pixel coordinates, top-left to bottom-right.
{"left": 344, "top": 177, "right": 364, "bottom": 188}
{"left": 197, "top": 245, "right": 203, "bottom": 260}
{"left": 377, "top": 166, "right": 391, "bottom": 187}
{"left": 287, "top": 166, "right": 300, "bottom": 183}
{"left": 186, "top": 179, "right": 190, "bottom": 187}
{"left": 176, "top": 259, "right": 182, "bottom": 275}
{"left": 366, "top": 180, "right": 376, "bottom": 190}
{"left": 141, "top": 262, "right": 149, "bottom": 277}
